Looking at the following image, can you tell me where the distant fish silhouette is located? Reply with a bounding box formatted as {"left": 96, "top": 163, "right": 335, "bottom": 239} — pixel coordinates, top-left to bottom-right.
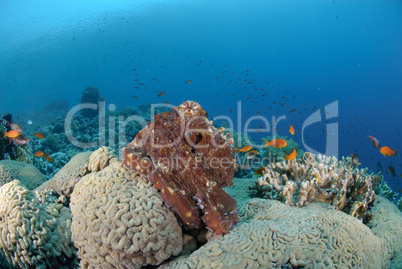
{"left": 387, "top": 165, "right": 396, "bottom": 177}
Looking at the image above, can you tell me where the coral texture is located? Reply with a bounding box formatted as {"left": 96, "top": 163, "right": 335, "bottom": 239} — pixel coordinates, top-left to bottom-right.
{"left": 0, "top": 180, "right": 76, "bottom": 268}
{"left": 35, "top": 151, "right": 92, "bottom": 197}
{"left": 257, "top": 152, "right": 382, "bottom": 220}
{"left": 367, "top": 196, "right": 402, "bottom": 268}
{"left": 121, "top": 100, "right": 238, "bottom": 234}
{"left": 161, "top": 197, "right": 402, "bottom": 269}
{"left": 70, "top": 162, "right": 183, "bottom": 269}
{"left": 88, "top": 146, "right": 118, "bottom": 172}
{"left": 0, "top": 160, "right": 46, "bottom": 189}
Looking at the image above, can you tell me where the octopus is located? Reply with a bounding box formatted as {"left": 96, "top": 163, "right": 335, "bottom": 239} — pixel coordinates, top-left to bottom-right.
{"left": 121, "top": 101, "right": 238, "bottom": 234}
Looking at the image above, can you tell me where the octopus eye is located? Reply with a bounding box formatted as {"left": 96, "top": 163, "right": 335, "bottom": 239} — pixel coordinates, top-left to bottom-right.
{"left": 185, "top": 130, "right": 192, "bottom": 138}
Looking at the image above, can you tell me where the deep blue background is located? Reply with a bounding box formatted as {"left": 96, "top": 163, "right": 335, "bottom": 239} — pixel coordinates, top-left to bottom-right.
{"left": 0, "top": 0, "right": 401, "bottom": 190}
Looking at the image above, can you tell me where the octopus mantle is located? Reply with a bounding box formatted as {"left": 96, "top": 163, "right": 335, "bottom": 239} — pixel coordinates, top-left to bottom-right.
{"left": 122, "top": 101, "right": 238, "bottom": 234}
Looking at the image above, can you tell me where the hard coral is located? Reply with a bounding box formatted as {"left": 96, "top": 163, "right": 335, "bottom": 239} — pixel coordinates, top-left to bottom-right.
{"left": 70, "top": 162, "right": 183, "bottom": 268}
{"left": 0, "top": 160, "right": 46, "bottom": 189}
{"left": 256, "top": 152, "right": 382, "bottom": 220}
{"left": 161, "top": 197, "right": 402, "bottom": 269}
{"left": 0, "top": 180, "right": 77, "bottom": 268}
{"left": 122, "top": 100, "right": 238, "bottom": 234}
{"left": 35, "top": 151, "right": 92, "bottom": 198}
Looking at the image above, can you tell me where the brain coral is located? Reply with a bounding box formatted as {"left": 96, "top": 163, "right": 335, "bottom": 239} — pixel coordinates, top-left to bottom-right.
{"left": 35, "top": 151, "right": 92, "bottom": 197}
{"left": 0, "top": 160, "right": 46, "bottom": 189}
{"left": 0, "top": 180, "right": 76, "bottom": 269}
{"left": 87, "top": 146, "right": 118, "bottom": 172}
{"left": 70, "top": 162, "right": 183, "bottom": 269}
{"left": 161, "top": 196, "right": 402, "bottom": 269}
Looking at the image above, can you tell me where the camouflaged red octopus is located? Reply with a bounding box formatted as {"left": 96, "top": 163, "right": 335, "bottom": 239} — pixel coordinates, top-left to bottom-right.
{"left": 121, "top": 101, "right": 238, "bottom": 234}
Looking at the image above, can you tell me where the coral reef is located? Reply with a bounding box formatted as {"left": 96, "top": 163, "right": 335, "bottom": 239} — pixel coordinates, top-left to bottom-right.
{"left": 87, "top": 146, "right": 118, "bottom": 172}
{"left": 27, "top": 102, "right": 148, "bottom": 179}
{"left": 80, "top": 86, "right": 102, "bottom": 118}
{"left": 1, "top": 114, "right": 33, "bottom": 164}
{"left": 161, "top": 197, "right": 402, "bottom": 269}
{"left": 256, "top": 152, "right": 382, "bottom": 220}
{"left": 0, "top": 180, "right": 77, "bottom": 268}
{"left": 122, "top": 101, "right": 238, "bottom": 234}
{"left": 260, "top": 134, "right": 303, "bottom": 165}
{"left": 221, "top": 127, "right": 256, "bottom": 178}
{"left": 0, "top": 160, "right": 46, "bottom": 189}
{"left": 70, "top": 161, "right": 183, "bottom": 269}
{"left": 35, "top": 151, "right": 92, "bottom": 198}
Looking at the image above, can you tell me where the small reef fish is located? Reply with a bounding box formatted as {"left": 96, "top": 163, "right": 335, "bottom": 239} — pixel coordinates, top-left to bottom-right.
{"left": 14, "top": 135, "right": 30, "bottom": 145}
{"left": 34, "top": 151, "right": 44, "bottom": 157}
{"left": 34, "top": 132, "right": 45, "bottom": 139}
{"left": 246, "top": 152, "right": 258, "bottom": 159}
{"left": 387, "top": 166, "right": 396, "bottom": 177}
{"left": 3, "top": 130, "right": 19, "bottom": 138}
{"left": 248, "top": 150, "right": 259, "bottom": 155}
{"left": 350, "top": 154, "right": 360, "bottom": 165}
{"left": 262, "top": 139, "right": 287, "bottom": 148}
{"left": 289, "top": 126, "right": 295, "bottom": 135}
{"left": 45, "top": 156, "right": 54, "bottom": 162}
{"left": 285, "top": 149, "right": 297, "bottom": 161}
{"left": 238, "top": 145, "right": 252, "bottom": 152}
{"left": 8, "top": 122, "right": 23, "bottom": 133}
{"left": 367, "top": 136, "right": 380, "bottom": 149}
{"left": 379, "top": 146, "right": 398, "bottom": 157}
{"left": 43, "top": 153, "right": 49, "bottom": 159}
{"left": 254, "top": 167, "right": 264, "bottom": 176}
{"left": 185, "top": 80, "right": 193, "bottom": 84}
{"left": 254, "top": 128, "right": 261, "bottom": 133}
{"left": 158, "top": 91, "right": 166, "bottom": 97}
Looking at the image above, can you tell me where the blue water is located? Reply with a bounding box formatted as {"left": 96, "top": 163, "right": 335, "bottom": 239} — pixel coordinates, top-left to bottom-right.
{"left": 1, "top": 0, "right": 401, "bottom": 191}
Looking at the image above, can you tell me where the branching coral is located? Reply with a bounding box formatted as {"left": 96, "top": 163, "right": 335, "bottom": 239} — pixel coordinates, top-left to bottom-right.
{"left": 256, "top": 152, "right": 382, "bottom": 220}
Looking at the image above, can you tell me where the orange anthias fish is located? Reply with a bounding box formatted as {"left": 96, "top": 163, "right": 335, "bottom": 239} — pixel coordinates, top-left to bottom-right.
{"left": 45, "top": 156, "right": 54, "bottom": 163}
{"left": 379, "top": 146, "right": 398, "bottom": 157}
{"left": 262, "top": 139, "right": 287, "bottom": 148}
{"left": 34, "top": 151, "right": 44, "bottom": 157}
{"left": 367, "top": 136, "right": 380, "bottom": 149}
{"left": 3, "top": 130, "right": 19, "bottom": 138}
{"left": 34, "top": 132, "right": 45, "bottom": 139}
{"left": 285, "top": 149, "right": 297, "bottom": 161}
{"left": 289, "top": 126, "right": 295, "bottom": 135}
{"left": 238, "top": 145, "right": 252, "bottom": 152}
